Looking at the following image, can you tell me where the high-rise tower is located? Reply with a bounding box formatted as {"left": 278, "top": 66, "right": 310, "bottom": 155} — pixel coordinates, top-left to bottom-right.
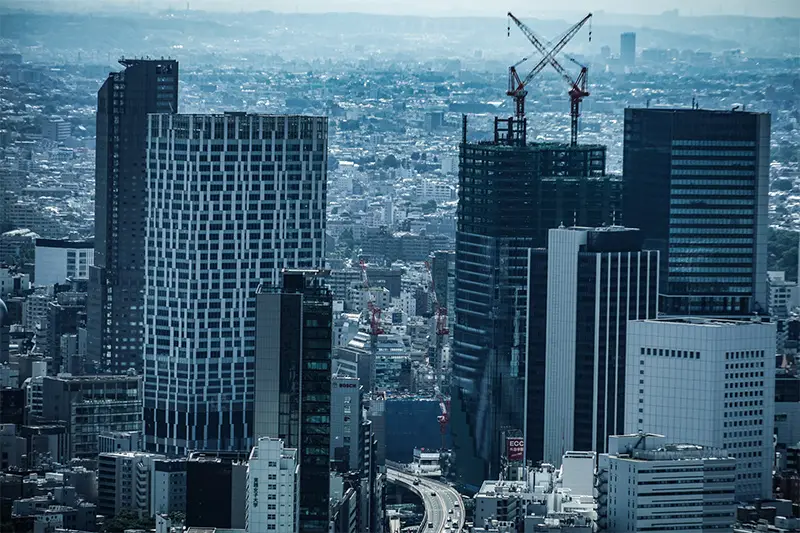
{"left": 452, "top": 118, "right": 620, "bottom": 490}
{"left": 526, "top": 226, "right": 659, "bottom": 466}
{"left": 623, "top": 108, "right": 770, "bottom": 316}
{"left": 620, "top": 32, "right": 636, "bottom": 66}
{"left": 255, "top": 269, "right": 333, "bottom": 533}
{"left": 88, "top": 58, "right": 179, "bottom": 373}
{"left": 142, "top": 113, "right": 327, "bottom": 455}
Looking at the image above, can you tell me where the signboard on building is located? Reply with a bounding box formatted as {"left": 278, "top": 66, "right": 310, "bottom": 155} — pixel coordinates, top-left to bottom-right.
{"left": 506, "top": 437, "right": 524, "bottom": 461}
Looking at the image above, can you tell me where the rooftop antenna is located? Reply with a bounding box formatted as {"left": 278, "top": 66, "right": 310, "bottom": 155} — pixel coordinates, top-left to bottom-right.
{"left": 612, "top": 209, "right": 617, "bottom": 226}
{"left": 573, "top": 210, "right": 577, "bottom": 227}
{"left": 691, "top": 96, "right": 696, "bottom": 109}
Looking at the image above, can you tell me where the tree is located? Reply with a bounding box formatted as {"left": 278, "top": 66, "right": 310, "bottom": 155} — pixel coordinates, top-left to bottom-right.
{"left": 420, "top": 200, "right": 437, "bottom": 214}
{"left": 101, "top": 510, "right": 155, "bottom": 533}
{"left": 382, "top": 154, "right": 400, "bottom": 168}
{"left": 768, "top": 227, "right": 800, "bottom": 281}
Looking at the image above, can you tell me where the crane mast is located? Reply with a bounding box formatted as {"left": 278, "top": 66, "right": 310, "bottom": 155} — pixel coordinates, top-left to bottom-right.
{"left": 506, "top": 12, "right": 592, "bottom": 146}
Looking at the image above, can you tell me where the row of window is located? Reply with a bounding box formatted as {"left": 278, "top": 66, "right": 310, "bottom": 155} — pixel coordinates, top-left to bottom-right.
{"left": 640, "top": 347, "right": 701, "bottom": 359}
{"left": 672, "top": 140, "right": 756, "bottom": 147}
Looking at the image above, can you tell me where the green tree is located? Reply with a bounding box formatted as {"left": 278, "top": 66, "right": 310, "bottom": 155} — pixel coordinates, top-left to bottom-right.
{"left": 101, "top": 510, "right": 155, "bottom": 533}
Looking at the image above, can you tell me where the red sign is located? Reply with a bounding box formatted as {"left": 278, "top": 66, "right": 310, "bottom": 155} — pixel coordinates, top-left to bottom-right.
{"left": 507, "top": 438, "right": 524, "bottom": 461}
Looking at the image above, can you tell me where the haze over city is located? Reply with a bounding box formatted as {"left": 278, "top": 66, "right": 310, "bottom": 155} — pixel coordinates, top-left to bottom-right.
{"left": 0, "top": 1, "right": 799, "bottom": 532}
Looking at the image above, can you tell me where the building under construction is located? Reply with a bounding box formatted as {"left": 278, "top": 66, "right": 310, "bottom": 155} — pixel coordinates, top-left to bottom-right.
{"left": 450, "top": 115, "right": 622, "bottom": 490}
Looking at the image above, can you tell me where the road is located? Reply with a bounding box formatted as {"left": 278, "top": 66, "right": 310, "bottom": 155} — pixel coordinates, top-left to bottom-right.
{"left": 386, "top": 466, "right": 465, "bottom": 533}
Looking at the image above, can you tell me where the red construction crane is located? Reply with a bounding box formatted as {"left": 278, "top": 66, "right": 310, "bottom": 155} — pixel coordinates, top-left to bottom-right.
{"left": 507, "top": 12, "right": 592, "bottom": 146}
{"left": 424, "top": 261, "right": 449, "bottom": 337}
{"left": 360, "top": 259, "right": 384, "bottom": 337}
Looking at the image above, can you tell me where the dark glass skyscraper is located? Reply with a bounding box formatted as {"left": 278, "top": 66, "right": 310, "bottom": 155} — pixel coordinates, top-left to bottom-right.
{"left": 623, "top": 108, "right": 770, "bottom": 316}
{"left": 255, "top": 270, "right": 333, "bottom": 533}
{"left": 452, "top": 118, "right": 619, "bottom": 490}
{"left": 88, "top": 58, "right": 178, "bottom": 373}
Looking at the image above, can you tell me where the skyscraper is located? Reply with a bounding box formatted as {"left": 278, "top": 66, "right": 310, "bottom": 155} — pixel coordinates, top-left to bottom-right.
{"left": 88, "top": 58, "right": 178, "bottom": 374}
{"left": 452, "top": 118, "right": 620, "bottom": 490}
{"left": 527, "top": 226, "right": 659, "bottom": 465}
{"left": 623, "top": 108, "right": 770, "bottom": 316}
{"left": 255, "top": 269, "right": 333, "bottom": 533}
{"left": 625, "top": 318, "right": 776, "bottom": 501}
{"left": 142, "top": 113, "right": 328, "bottom": 455}
{"left": 620, "top": 32, "right": 636, "bottom": 66}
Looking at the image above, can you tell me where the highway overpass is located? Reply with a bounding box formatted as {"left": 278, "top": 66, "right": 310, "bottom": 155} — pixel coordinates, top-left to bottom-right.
{"left": 386, "top": 463, "right": 464, "bottom": 533}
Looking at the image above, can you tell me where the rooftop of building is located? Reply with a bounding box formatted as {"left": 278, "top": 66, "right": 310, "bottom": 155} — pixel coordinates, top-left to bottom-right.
{"left": 477, "top": 479, "right": 530, "bottom": 496}
{"left": 638, "top": 317, "right": 771, "bottom": 327}
{"left": 35, "top": 238, "right": 93, "bottom": 249}
{"left": 469, "top": 141, "right": 606, "bottom": 151}
{"left": 45, "top": 373, "right": 140, "bottom": 383}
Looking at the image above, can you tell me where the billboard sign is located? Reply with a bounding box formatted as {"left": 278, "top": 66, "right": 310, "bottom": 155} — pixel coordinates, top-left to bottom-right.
{"left": 506, "top": 437, "right": 524, "bottom": 461}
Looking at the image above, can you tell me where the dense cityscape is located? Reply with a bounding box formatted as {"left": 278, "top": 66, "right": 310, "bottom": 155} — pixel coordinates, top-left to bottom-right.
{"left": 0, "top": 3, "right": 798, "bottom": 533}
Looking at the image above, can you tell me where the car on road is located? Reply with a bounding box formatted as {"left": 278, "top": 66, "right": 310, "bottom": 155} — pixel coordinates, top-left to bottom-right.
{"left": 430, "top": 491, "right": 436, "bottom": 496}
{"left": 428, "top": 522, "right": 434, "bottom": 528}
{"left": 448, "top": 509, "right": 454, "bottom": 514}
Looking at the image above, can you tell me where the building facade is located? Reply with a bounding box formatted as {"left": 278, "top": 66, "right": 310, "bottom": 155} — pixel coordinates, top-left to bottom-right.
{"left": 245, "top": 437, "right": 299, "bottom": 533}
{"left": 620, "top": 32, "right": 636, "bottom": 66}
{"left": 34, "top": 239, "right": 93, "bottom": 286}
{"left": 622, "top": 108, "right": 770, "bottom": 316}
{"left": 597, "top": 433, "right": 736, "bottom": 532}
{"left": 255, "top": 269, "right": 333, "bottom": 533}
{"left": 624, "top": 318, "right": 776, "bottom": 501}
{"left": 185, "top": 452, "right": 247, "bottom": 530}
{"left": 89, "top": 58, "right": 179, "bottom": 374}
{"left": 142, "top": 113, "right": 327, "bottom": 454}
{"left": 528, "top": 226, "right": 659, "bottom": 465}
{"left": 41, "top": 374, "right": 142, "bottom": 459}
{"left": 453, "top": 129, "right": 619, "bottom": 489}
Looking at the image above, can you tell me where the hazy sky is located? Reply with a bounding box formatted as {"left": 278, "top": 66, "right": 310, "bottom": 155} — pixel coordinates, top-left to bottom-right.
{"left": 63, "top": 0, "right": 800, "bottom": 18}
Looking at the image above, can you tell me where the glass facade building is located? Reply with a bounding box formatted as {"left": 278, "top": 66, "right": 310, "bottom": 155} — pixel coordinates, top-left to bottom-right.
{"left": 622, "top": 108, "right": 770, "bottom": 316}
{"left": 142, "top": 113, "right": 328, "bottom": 455}
{"left": 254, "top": 270, "right": 333, "bottom": 533}
{"left": 453, "top": 134, "right": 617, "bottom": 490}
{"left": 89, "top": 59, "right": 179, "bottom": 374}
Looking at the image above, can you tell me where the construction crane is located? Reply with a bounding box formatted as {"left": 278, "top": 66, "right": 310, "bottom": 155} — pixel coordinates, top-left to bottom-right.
{"left": 359, "top": 259, "right": 384, "bottom": 338}
{"left": 424, "top": 261, "right": 449, "bottom": 390}
{"left": 507, "top": 12, "right": 593, "bottom": 146}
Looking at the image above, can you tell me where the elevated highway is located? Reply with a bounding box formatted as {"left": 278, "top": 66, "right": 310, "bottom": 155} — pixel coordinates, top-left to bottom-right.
{"left": 386, "top": 463, "right": 464, "bottom": 533}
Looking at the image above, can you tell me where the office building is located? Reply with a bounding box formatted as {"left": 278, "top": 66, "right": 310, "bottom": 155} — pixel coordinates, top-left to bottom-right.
{"left": 620, "top": 32, "right": 636, "bottom": 66}
{"left": 142, "top": 113, "right": 327, "bottom": 454}
{"left": 527, "top": 226, "right": 659, "bottom": 465}
{"left": 623, "top": 108, "right": 770, "bottom": 315}
{"left": 596, "top": 433, "right": 736, "bottom": 532}
{"left": 245, "top": 437, "right": 299, "bottom": 533}
{"left": 255, "top": 269, "right": 333, "bottom": 533}
{"left": 185, "top": 451, "right": 247, "bottom": 530}
{"left": 453, "top": 117, "right": 620, "bottom": 489}
{"left": 41, "top": 119, "right": 71, "bottom": 142}
{"left": 89, "top": 58, "right": 178, "bottom": 374}
{"left": 34, "top": 239, "right": 93, "bottom": 286}
{"left": 150, "top": 458, "right": 187, "bottom": 516}
{"left": 41, "top": 374, "right": 142, "bottom": 459}
{"left": 331, "top": 374, "right": 361, "bottom": 472}
{"left": 97, "top": 451, "right": 162, "bottom": 518}
{"left": 625, "top": 318, "right": 776, "bottom": 501}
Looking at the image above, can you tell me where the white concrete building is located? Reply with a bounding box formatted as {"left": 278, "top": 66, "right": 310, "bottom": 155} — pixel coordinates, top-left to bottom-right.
{"left": 625, "top": 318, "right": 776, "bottom": 501}
{"left": 143, "top": 113, "right": 327, "bottom": 453}
{"left": 246, "top": 437, "right": 299, "bottom": 533}
{"left": 34, "top": 239, "right": 93, "bottom": 286}
{"left": 597, "top": 433, "right": 736, "bottom": 532}
{"left": 768, "top": 271, "right": 799, "bottom": 315}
